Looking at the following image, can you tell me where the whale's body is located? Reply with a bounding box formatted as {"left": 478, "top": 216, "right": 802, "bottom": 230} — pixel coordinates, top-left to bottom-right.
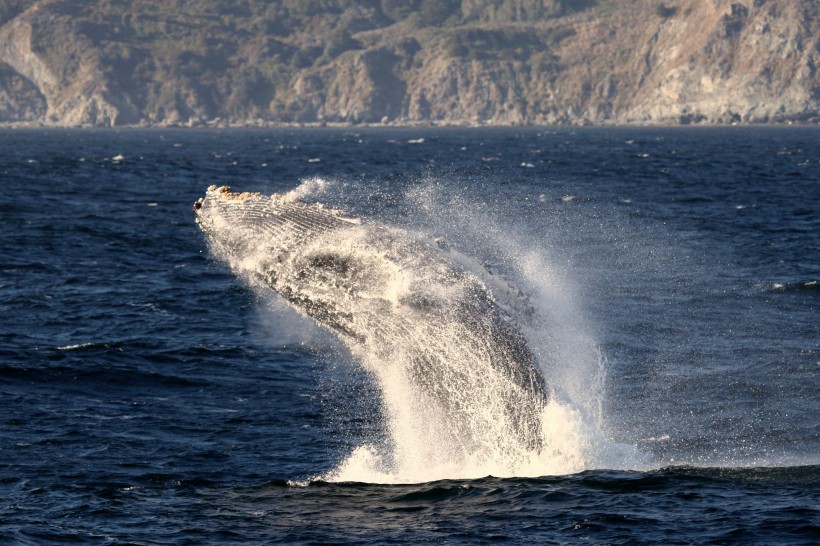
{"left": 196, "top": 185, "right": 549, "bottom": 453}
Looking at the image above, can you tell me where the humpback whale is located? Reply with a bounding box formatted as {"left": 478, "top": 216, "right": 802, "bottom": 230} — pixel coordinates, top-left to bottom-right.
{"left": 195, "top": 185, "right": 549, "bottom": 453}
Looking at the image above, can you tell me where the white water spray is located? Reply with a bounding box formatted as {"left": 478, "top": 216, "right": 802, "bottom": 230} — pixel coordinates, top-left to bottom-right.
{"left": 316, "top": 181, "right": 647, "bottom": 483}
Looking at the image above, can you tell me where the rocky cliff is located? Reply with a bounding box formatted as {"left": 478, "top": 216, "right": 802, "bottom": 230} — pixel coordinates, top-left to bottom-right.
{"left": 0, "top": 0, "right": 816, "bottom": 127}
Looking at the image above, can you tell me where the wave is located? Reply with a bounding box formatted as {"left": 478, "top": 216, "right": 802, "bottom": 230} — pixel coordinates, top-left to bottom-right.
{"left": 303, "top": 464, "right": 820, "bottom": 489}
{"left": 768, "top": 280, "right": 819, "bottom": 293}
{"left": 0, "top": 359, "right": 208, "bottom": 389}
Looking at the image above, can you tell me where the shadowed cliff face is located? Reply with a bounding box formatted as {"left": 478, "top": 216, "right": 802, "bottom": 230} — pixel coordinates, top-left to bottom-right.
{"left": 0, "top": 0, "right": 816, "bottom": 127}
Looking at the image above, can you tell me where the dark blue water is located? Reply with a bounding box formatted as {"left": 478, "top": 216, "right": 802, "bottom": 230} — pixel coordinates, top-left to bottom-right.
{"left": 1, "top": 127, "right": 817, "bottom": 544}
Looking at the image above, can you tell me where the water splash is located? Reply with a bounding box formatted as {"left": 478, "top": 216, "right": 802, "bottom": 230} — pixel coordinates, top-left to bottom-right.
{"left": 310, "top": 179, "right": 648, "bottom": 483}
{"left": 284, "top": 176, "right": 332, "bottom": 201}
{"left": 325, "top": 396, "right": 646, "bottom": 484}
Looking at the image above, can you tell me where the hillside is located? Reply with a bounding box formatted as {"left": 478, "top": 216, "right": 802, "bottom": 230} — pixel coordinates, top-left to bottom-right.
{"left": 0, "top": 0, "right": 817, "bottom": 127}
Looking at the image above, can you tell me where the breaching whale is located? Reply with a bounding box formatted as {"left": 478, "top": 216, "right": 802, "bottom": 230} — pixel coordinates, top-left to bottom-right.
{"left": 195, "top": 184, "right": 549, "bottom": 453}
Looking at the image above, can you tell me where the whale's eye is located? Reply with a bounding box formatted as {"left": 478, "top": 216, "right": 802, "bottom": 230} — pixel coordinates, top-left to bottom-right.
{"left": 401, "top": 292, "right": 440, "bottom": 312}
{"left": 309, "top": 253, "right": 352, "bottom": 275}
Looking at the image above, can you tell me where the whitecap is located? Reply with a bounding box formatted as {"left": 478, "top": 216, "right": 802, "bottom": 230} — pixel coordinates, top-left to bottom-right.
{"left": 57, "top": 342, "right": 95, "bottom": 351}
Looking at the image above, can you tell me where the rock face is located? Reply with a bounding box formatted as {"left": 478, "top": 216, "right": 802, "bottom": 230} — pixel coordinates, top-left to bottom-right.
{"left": 0, "top": 4, "right": 138, "bottom": 126}
{"left": 0, "top": 0, "right": 817, "bottom": 126}
{"left": 622, "top": 0, "right": 820, "bottom": 124}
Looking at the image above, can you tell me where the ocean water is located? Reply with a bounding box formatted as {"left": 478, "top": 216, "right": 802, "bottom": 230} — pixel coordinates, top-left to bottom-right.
{"left": 0, "top": 127, "right": 817, "bottom": 544}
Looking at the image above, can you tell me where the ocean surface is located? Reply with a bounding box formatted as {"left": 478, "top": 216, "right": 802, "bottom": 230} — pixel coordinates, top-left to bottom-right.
{"left": 0, "top": 127, "right": 817, "bottom": 544}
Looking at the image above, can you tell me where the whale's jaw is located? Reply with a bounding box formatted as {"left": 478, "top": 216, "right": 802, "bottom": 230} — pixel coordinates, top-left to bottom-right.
{"left": 196, "top": 185, "right": 549, "bottom": 455}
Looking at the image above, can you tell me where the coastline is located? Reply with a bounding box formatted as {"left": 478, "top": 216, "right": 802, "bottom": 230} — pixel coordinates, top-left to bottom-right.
{"left": 1, "top": 118, "right": 818, "bottom": 130}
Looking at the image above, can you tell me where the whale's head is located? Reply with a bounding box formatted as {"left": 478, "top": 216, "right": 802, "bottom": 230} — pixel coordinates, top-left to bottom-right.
{"left": 194, "top": 184, "right": 362, "bottom": 278}
{"left": 194, "top": 184, "right": 384, "bottom": 339}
